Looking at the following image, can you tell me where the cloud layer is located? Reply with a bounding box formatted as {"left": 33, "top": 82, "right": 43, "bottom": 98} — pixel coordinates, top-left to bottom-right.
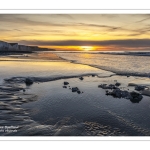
{"left": 19, "top": 39, "right": 150, "bottom": 47}
{"left": 1, "top": 14, "right": 150, "bottom": 50}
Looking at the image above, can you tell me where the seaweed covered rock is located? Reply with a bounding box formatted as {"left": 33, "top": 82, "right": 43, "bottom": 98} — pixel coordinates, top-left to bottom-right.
{"left": 98, "top": 84, "right": 107, "bottom": 89}
{"left": 64, "top": 82, "right": 69, "bottom": 85}
{"left": 135, "top": 85, "right": 146, "bottom": 91}
{"left": 106, "top": 89, "right": 129, "bottom": 98}
{"left": 77, "top": 91, "right": 81, "bottom": 94}
{"left": 25, "top": 78, "right": 33, "bottom": 86}
{"left": 106, "top": 88, "right": 143, "bottom": 103}
{"left": 130, "top": 91, "right": 143, "bottom": 103}
{"left": 72, "top": 87, "right": 79, "bottom": 92}
{"left": 98, "top": 84, "right": 118, "bottom": 90}
{"left": 79, "top": 77, "right": 84, "bottom": 80}
{"left": 110, "top": 89, "right": 122, "bottom": 98}
{"left": 121, "top": 91, "right": 131, "bottom": 99}
{"left": 109, "top": 84, "right": 118, "bottom": 89}
{"left": 115, "top": 82, "right": 121, "bottom": 86}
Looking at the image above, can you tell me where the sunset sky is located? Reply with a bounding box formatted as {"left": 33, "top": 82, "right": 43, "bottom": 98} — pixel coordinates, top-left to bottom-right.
{"left": 1, "top": 14, "right": 150, "bottom": 51}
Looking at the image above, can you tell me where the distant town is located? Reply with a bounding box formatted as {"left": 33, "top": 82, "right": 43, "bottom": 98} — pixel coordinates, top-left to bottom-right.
{"left": 0, "top": 40, "right": 55, "bottom": 52}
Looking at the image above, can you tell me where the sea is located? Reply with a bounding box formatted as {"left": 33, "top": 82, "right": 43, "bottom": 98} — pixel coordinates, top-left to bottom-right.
{"left": 54, "top": 51, "right": 150, "bottom": 77}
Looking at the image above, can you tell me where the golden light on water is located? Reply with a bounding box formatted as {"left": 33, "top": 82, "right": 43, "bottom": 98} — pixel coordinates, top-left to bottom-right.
{"left": 81, "top": 46, "right": 94, "bottom": 51}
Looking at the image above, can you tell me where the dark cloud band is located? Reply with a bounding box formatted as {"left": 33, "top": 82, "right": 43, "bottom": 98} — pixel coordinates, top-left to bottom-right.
{"left": 19, "top": 39, "right": 150, "bottom": 48}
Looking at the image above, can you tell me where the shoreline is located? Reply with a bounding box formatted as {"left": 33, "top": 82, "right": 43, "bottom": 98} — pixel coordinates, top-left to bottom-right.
{"left": 1, "top": 51, "right": 150, "bottom": 78}
{"left": 0, "top": 52, "right": 150, "bottom": 91}
{"left": 57, "top": 55, "right": 150, "bottom": 78}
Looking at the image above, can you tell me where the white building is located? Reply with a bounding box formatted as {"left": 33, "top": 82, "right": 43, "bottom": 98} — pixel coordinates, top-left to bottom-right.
{"left": 0, "top": 41, "right": 9, "bottom": 51}
{"left": 0, "top": 41, "right": 53, "bottom": 52}
{"left": 8, "top": 43, "right": 18, "bottom": 51}
{"left": 18, "top": 45, "right": 28, "bottom": 51}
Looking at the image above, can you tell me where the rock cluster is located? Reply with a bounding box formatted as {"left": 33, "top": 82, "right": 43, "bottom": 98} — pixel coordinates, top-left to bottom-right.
{"left": 106, "top": 89, "right": 142, "bottom": 101}
{"left": 98, "top": 83, "right": 143, "bottom": 103}
{"left": 62, "top": 82, "right": 83, "bottom": 94}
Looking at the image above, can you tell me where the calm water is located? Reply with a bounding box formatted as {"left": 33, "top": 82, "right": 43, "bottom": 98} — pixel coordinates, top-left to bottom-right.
{"left": 22, "top": 76, "right": 150, "bottom": 136}
{"left": 0, "top": 60, "right": 112, "bottom": 84}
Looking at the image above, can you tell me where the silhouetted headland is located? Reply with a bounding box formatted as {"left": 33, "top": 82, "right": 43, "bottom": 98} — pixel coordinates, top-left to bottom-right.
{"left": 0, "top": 40, "right": 55, "bottom": 55}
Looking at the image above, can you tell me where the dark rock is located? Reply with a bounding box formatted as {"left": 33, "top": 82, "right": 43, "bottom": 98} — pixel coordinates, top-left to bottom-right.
{"left": 98, "top": 84, "right": 107, "bottom": 89}
{"left": 79, "top": 77, "right": 84, "bottom": 80}
{"left": 127, "top": 75, "right": 130, "bottom": 77}
{"left": 98, "top": 84, "right": 118, "bottom": 89}
{"left": 121, "top": 91, "right": 131, "bottom": 99}
{"left": 109, "top": 84, "right": 118, "bottom": 89}
{"left": 130, "top": 91, "right": 143, "bottom": 103}
{"left": 64, "top": 82, "right": 69, "bottom": 85}
{"left": 25, "top": 78, "right": 33, "bottom": 86}
{"left": 111, "top": 89, "right": 128, "bottom": 98}
{"left": 135, "top": 85, "right": 146, "bottom": 91}
{"left": 115, "top": 82, "right": 121, "bottom": 86}
{"left": 63, "top": 86, "right": 67, "bottom": 88}
{"left": 106, "top": 90, "right": 109, "bottom": 95}
{"left": 72, "top": 87, "right": 79, "bottom": 92}
{"left": 77, "top": 91, "right": 81, "bottom": 94}
{"left": 110, "top": 89, "right": 122, "bottom": 98}
{"left": 92, "top": 75, "right": 95, "bottom": 77}
{"left": 23, "top": 89, "right": 26, "bottom": 92}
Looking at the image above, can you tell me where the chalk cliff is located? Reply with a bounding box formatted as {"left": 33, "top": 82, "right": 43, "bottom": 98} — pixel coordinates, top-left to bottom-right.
{"left": 0, "top": 41, "right": 54, "bottom": 51}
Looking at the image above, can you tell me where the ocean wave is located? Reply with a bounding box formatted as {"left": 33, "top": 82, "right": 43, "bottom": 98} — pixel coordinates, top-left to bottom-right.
{"left": 55, "top": 53, "right": 150, "bottom": 78}
{"left": 53, "top": 51, "right": 150, "bottom": 56}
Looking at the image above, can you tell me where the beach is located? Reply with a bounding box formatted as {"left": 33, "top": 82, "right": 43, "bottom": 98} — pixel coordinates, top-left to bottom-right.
{"left": 0, "top": 51, "right": 150, "bottom": 136}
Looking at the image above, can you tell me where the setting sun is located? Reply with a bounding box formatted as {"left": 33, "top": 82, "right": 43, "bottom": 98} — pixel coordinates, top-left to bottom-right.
{"left": 81, "top": 46, "right": 94, "bottom": 51}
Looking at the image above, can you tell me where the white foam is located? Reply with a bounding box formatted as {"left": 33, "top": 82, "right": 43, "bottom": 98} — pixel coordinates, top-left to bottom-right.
{"left": 55, "top": 52, "right": 150, "bottom": 77}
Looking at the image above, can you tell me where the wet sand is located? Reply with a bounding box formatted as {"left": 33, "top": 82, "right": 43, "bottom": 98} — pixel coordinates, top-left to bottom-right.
{"left": 1, "top": 51, "right": 62, "bottom": 61}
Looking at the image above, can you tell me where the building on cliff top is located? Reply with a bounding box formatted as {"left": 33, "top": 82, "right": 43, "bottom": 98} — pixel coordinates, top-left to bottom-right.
{"left": 8, "top": 43, "right": 18, "bottom": 51}
{"left": 0, "top": 41, "right": 9, "bottom": 50}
